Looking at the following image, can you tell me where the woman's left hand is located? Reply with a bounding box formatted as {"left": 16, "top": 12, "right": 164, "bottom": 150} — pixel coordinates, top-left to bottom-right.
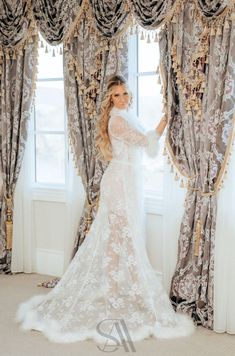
{"left": 155, "top": 114, "right": 168, "bottom": 136}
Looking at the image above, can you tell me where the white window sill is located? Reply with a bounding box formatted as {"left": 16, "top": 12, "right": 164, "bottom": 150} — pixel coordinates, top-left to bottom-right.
{"left": 31, "top": 186, "right": 68, "bottom": 203}
{"left": 31, "top": 186, "right": 163, "bottom": 215}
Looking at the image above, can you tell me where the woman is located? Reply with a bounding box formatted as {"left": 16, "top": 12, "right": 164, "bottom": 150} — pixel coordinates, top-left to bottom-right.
{"left": 15, "top": 75, "right": 194, "bottom": 344}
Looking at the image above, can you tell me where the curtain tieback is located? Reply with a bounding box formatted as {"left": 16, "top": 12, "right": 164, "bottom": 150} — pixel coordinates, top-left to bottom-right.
{"left": 187, "top": 179, "right": 216, "bottom": 196}
{"left": 85, "top": 195, "right": 100, "bottom": 234}
{"left": 187, "top": 186, "right": 216, "bottom": 196}
{"left": 5, "top": 196, "right": 13, "bottom": 250}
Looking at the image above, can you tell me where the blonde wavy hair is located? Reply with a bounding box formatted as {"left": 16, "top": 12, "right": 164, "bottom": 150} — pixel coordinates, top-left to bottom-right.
{"left": 96, "top": 75, "right": 132, "bottom": 161}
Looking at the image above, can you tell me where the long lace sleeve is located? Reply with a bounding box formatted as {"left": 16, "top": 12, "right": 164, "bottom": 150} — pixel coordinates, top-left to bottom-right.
{"left": 109, "top": 115, "right": 160, "bottom": 158}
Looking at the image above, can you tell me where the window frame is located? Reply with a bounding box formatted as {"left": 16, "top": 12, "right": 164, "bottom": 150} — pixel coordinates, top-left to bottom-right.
{"left": 30, "top": 34, "right": 164, "bottom": 214}
{"left": 32, "top": 76, "right": 69, "bottom": 189}
{"left": 128, "top": 31, "right": 164, "bottom": 208}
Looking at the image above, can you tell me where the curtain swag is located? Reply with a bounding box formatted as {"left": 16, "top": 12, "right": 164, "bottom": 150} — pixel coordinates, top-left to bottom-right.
{"left": 0, "top": 0, "right": 234, "bottom": 49}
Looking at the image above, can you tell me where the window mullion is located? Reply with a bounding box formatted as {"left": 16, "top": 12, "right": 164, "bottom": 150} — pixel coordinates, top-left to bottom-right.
{"left": 34, "top": 131, "right": 65, "bottom": 135}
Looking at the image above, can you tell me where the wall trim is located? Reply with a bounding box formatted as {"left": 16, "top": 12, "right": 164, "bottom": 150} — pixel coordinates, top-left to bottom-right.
{"left": 36, "top": 248, "right": 64, "bottom": 277}
{"left": 144, "top": 195, "right": 163, "bottom": 215}
{"left": 32, "top": 188, "right": 68, "bottom": 202}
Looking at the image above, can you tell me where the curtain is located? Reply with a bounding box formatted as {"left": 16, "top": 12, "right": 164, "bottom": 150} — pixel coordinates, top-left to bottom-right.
{"left": 89, "top": 0, "right": 130, "bottom": 37}
{"left": 130, "top": 0, "right": 177, "bottom": 29}
{"left": 0, "top": 0, "right": 32, "bottom": 46}
{"left": 32, "top": 0, "right": 83, "bottom": 44}
{"left": 197, "top": 0, "right": 228, "bottom": 17}
{"left": 2, "top": 1, "right": 231, "bottom": 44}
{"left": 0, "top": 0, "right": 38, "bottom": 272}
{"left": 159, "top": 1, "right": 235, "bottom": 328}
{"left": 11, "top": 142, "right": 86, "bottom": 276}
{"left": 11, "top": 135, "right": 36, "bottom": 274}
{"left": 0, "top": 169, "right": 3, "bottom": 201}
{"left": 214, "top": 139, "right": 235, "bottom": 334}
{"left": 162, "top": 160, "right": 186, "bottom": 294}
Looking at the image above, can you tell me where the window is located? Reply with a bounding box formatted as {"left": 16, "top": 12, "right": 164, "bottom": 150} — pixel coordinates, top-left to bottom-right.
{"left": 32, "top": 38, "right": 68, "bottom": 187}
{"left": 32, "top": 33, "right": 164, "bottom": 205}
{"left": 128, "top": 31, "right": 165, "bottom": 198}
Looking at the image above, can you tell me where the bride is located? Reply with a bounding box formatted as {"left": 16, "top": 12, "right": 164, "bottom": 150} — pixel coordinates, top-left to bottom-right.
{"left": 15, "top": 75, "right": 194, "bottom": 344}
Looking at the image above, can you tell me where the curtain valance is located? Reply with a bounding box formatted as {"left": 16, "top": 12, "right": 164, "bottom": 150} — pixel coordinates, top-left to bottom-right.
{"left": 197, "top": 0, "right": 229, "bottom": 17}
{"left": 0, "top": 0, "right": 233, "bottom": 47}
{"left": 128, "top": 0, "right": 177, "bottom": 29}
{"left": 88, "top": 0, "right": 130, "bottom": 38}
{"left": 0, "top": 0, "right": 32, "bottom": 47}
{"left": 32, "top": 0, "right": 83, "bottom": 44}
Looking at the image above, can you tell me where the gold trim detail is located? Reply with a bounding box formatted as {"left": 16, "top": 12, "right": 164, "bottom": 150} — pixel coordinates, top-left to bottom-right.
{"left": 5, "top": 197, "right": 13, "bottom": 250}
{"left": 194, "top": 219, "right": 201, "bottom": 256}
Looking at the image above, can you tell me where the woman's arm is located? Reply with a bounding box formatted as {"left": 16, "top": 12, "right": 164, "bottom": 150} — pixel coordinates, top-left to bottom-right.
{"left": 155, "top": 114, "right": 168, "bottom": 136}
{"left": 109, "top": 115, "right": 149, "bottom": 146}
{"left": 109, "top": 114, "right": 167, "bottom": 158}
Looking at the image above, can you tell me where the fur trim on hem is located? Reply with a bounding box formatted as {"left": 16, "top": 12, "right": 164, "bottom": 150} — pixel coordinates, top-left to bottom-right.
{"left": 15, "top": 294, "right": 195, "bottom": 344}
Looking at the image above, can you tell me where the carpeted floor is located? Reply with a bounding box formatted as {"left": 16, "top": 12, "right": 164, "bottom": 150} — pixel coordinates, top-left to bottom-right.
{"left": 1, "top": 273, "right": 235, "bottom": 356}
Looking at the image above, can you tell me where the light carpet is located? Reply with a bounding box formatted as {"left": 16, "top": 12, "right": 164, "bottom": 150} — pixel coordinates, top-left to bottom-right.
{"left": 0, "top": 273, "right": 235, "bottom": 356}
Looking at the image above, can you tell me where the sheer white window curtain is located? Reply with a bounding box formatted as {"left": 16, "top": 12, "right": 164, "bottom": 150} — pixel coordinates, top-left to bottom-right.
{"left": 214, "top": 142, "right": 235, "bottom": 334}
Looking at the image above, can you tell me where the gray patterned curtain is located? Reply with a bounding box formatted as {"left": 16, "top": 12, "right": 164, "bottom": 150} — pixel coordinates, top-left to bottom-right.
{"left": 88, "top": 0, "right": 180, "bottom": 35}
{"left": 197, "top": 0, "right": 228, "bottom": 17}
{"left": 0, "top": 0, "right": 31, "bottom": 46}
{"left": 32, "top": 0, "right": 83, "bottom": 44}
{"left": 88, "top": 0, "right": 130, "bottom": 37}
{"left": 0, "top": 1, "right": 38, "bottom": 273}
{"left": 129, "top": 0, "right": 177, "bottom": 29}
{"left": 159, "top": 1, "right": 235, "bottom": 328}
{"left": 88, "top": 0, "right": 230, "bottom": 35}
{"left": 0, "top": 1, "right": 231, "bottom": 44}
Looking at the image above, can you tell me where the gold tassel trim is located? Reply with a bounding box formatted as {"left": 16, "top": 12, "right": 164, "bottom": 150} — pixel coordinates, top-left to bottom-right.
{"left": 6, "top": 197, "right": 13, "bottom": 250}
{"left": 194, "top": 219, "right": 201, "bottom": 256}
{"left": 84, "top": 195, "right": 100, "bottom": 234}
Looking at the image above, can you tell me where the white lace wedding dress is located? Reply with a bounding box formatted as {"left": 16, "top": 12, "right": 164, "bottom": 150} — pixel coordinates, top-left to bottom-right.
{"left": 15, "top": 107, "right": 194, "bottom": 344}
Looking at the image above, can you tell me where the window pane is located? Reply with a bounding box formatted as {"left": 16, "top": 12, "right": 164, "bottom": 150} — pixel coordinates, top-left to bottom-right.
{"left": 138, "top": 74, "right": 165, "bottom": 194}
{"left": 35, "top": 81, "right": 65, "bottom": 131}
{"left": 138, "top": 36, "right": 159, "bottom": 73}
{"left": 35, "top": 134, "right": 66, "bottom": 184}
{"left": 37, "top": 45, "right": 63, "bottom": 79}
{"left": 138, "top": 75, "right": 163, "bottom": 128}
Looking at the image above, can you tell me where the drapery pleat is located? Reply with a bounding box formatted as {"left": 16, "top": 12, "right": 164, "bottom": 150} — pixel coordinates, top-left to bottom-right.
{"left": 0, "top": 0, "right": 32, "bottom": 46}
{"left": 130, "top": 0, "right": 176, "bottom": 29}
{"left": 197, "top": 0, "right": 228, "bottom": 17}
{"left": 89, "top": 0, "right": 130, "bottom": 38}
{"left": 159, "top": 1, "right": 235, "bottom": 328}
{"left": 32, "top": 0, "right": 83, "bottom": 44}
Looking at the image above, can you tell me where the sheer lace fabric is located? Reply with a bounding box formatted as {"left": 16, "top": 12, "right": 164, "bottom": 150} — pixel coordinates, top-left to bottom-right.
{"left": 15, "top": 107, "right": 194, "bottom": 344}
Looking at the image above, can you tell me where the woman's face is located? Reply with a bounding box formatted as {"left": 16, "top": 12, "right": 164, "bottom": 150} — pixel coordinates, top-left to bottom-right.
{"left": 111, "top": 84, "right": 130, "bottom": 110}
